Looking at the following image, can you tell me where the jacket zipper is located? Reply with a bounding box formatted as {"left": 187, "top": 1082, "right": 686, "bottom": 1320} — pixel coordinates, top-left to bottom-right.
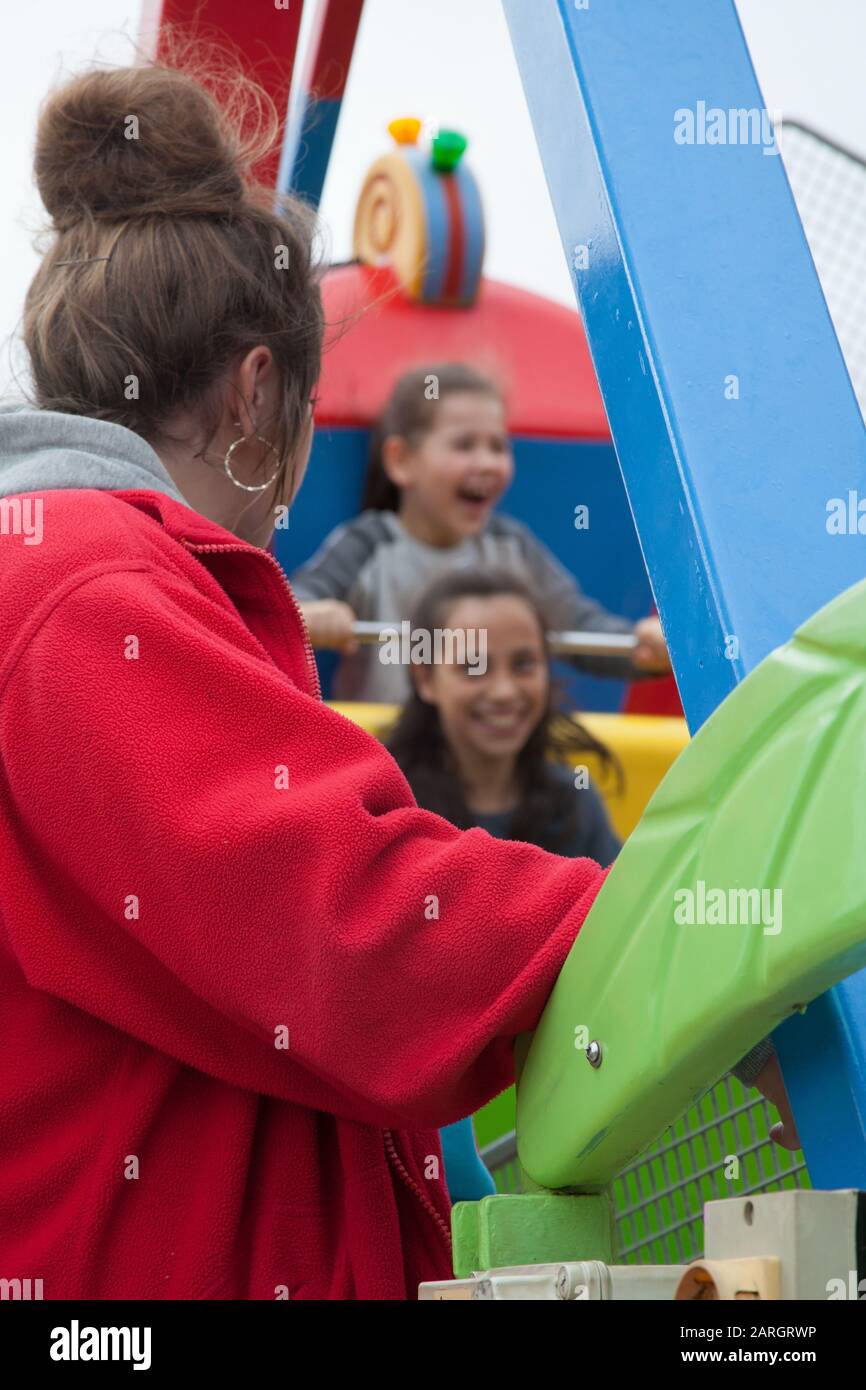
{"left": 182, "top": 540, "right": 322, "bottom": 701}
{"left": 383, "top": 1129, "right": 452, "bottom": 1251}
{"left": 185, "top": 542, "right": 448, "bottom": 1254}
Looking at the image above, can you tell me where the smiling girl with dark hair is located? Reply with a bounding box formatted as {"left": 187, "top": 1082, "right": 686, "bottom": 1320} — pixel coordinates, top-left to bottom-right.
{"left": 388, "top": 566, "right": 621, "bottom": 863}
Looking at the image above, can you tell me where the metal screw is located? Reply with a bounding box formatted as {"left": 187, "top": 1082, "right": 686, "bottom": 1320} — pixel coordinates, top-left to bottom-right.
{"left": 586, "top": 1040, "right": 603, "bottom": 1068}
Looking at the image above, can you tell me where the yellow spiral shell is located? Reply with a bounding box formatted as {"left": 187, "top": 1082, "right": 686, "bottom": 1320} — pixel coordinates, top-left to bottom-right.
{"left": 352, "top": 152, "right": 427, "bottom": 300}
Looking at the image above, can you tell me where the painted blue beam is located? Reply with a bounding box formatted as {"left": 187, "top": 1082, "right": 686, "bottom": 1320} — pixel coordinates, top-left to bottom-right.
{"left": 775, "top": 979, "right": 866, "bottom": 1188}
{"left": 503, "top": 0, "right": 866, "bottom": 1186}
{"left": 280, "top": 96, "right": 342, "bottom": 207}
{"left": 278, "top": 0, "right": 365, "bottom": 208}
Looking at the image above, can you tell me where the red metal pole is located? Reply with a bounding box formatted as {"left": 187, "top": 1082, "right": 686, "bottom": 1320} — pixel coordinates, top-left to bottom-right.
{"left": 139, "top": 0, "right": 305, "bottom": 190}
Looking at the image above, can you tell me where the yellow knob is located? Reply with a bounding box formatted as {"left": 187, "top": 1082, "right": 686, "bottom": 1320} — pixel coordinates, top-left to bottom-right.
{"left": 388, "top": 117, "right": 422, "bottom": 146}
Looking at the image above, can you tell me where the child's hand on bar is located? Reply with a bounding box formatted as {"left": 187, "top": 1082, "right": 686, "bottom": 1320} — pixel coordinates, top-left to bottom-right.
{"left": 632, "top": 615, "right": 671, "bottom": 673}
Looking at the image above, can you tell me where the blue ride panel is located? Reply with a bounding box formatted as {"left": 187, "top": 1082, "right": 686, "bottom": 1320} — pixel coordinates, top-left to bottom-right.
{"left": 506, "top": 437, "right": 652, "bottom": 713}
{"left": 273, "top": 427, "right": 368, "bottom": 697}
{"left": 503, "top": 0, "right": 866, "bottom": 1184}
{"left": 276, "top": 427, "right": 370, "bottom": 576}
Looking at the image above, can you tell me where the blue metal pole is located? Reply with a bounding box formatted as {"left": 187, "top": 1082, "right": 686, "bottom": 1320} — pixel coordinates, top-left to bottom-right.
{"left": 278, "top": 0, "right": 365, "bottom": 207}
{"left": 503, "top": 0, "right": 866, "bottom": 1184}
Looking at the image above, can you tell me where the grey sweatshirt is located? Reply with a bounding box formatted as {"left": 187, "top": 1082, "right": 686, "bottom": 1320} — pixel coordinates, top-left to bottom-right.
{"left": 0, "top": 401, "right": 188, "bottom": 503}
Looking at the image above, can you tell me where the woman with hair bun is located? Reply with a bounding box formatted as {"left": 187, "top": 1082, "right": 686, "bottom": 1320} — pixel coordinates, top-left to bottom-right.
{"left": 0, "top": 61, "right": 796, "bottom": 1301}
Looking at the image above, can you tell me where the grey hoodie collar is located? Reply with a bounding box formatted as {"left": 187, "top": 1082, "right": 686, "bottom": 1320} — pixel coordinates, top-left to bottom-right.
{"left": 0, "top": 403, "right": 189, "bottom": 506}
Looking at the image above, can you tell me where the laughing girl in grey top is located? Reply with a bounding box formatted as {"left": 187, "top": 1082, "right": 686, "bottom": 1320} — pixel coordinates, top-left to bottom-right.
{"left": 291, "top": 363, "right": 671, "bottom": 703}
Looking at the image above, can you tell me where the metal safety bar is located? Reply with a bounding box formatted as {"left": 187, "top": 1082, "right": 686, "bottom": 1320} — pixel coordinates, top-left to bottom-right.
{"left": 350, "top": 621, "right": 638, "bottom": 659}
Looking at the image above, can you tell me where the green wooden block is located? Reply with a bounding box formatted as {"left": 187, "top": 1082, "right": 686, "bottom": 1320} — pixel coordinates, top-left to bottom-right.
{"left": 451, "top": 1193, "right": 614, "bottom": 1278}
{"left": 451, "top": 1202, "right": 482, "bottom": 1277}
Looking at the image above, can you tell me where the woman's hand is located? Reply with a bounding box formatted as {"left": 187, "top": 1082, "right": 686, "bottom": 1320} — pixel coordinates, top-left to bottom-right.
{"left": 299, "top": 599, "right": 360, "bottom": 654}
{"left": 632, "top": 615, "right": 672, "bottom": 673}
{"left": 754, "top": 1053, "right": 802, "bottom": 1151}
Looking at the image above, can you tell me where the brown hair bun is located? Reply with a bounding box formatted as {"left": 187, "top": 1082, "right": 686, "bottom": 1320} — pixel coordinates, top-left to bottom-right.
{"left": 34, "top": 66, "right": 247, "bottom": 230}
{"left": 24, "top": 60, "right": 323, "bottom": 486}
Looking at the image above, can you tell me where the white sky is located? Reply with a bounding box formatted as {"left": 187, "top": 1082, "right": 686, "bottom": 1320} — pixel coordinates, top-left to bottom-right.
{"left": 2, "top": 0, "right": 866, "bottom": 393}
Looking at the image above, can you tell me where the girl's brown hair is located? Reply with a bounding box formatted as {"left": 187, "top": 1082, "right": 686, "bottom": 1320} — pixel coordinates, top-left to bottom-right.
{"left": 23, "top": 60, "right": 324, "bottom": 496}
{"left": 361, "top": 361, "right": 504, "bottom": 511}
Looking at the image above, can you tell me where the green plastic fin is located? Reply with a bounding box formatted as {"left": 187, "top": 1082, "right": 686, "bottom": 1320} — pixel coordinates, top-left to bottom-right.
{"left": 517, "top": 577, "right": 866, "bottom": 1191}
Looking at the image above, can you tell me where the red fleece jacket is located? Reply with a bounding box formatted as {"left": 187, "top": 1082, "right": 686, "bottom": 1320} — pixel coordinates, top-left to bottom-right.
{"left": 0, "top": 486, "right": 604, "bottom": 1300}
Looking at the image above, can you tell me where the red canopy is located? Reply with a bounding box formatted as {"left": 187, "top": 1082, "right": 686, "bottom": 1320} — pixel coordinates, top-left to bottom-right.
{"left": 318, "top": 264, "right": 610, "bottom": 439}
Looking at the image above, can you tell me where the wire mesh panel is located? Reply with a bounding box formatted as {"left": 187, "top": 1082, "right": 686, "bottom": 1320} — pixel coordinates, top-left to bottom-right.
{"left": 781, "top": 120, "right": 866, "bottom": 420}
{"left": 479, "top": 1076, "right": 808, "bottom": 1265}
{"left": 611, "top": 1076, "right": 808, "bottom": 1264}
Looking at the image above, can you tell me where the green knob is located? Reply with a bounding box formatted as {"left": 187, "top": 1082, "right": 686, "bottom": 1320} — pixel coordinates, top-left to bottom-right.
{"left": 431, "top": 129, "right": 468, "bottom": 173}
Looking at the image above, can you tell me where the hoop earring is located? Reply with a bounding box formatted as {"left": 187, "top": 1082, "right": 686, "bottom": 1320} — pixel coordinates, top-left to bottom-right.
{"left": 223, "top": 429, "right": 282, "bottom": 493}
